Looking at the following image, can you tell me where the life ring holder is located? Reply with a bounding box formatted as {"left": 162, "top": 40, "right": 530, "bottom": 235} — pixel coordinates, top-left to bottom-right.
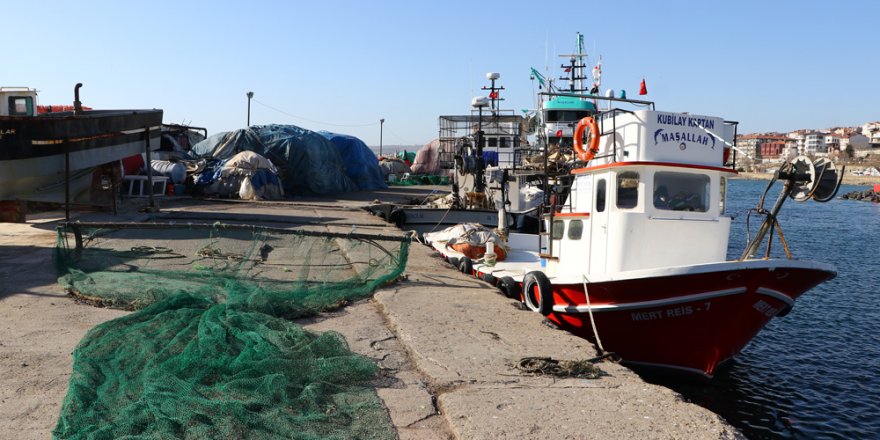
{"left": 573, "top": 116, "right": 601, "bottom": 163}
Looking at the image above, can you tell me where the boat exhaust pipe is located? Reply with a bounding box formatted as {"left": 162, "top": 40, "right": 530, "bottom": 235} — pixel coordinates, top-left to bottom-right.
{"left": 73, "top": 83, "right": 83, "bottom": 115}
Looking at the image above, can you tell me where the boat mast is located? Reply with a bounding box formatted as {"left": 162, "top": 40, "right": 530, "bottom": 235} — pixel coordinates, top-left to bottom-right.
{"left": 481, "top": 72, "right": 504, "bottom": 116}
{"left": 558, "top": 32, "right": 589, "bottom": 95}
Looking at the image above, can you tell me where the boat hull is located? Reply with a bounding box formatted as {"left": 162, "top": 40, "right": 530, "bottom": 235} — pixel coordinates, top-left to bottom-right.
{"left": 527, "top": 264, "right": 835, "bottom": 376}
{"left": 434, "top": 241, "right": 837, "bottom": 377}
{"left": 0, "top": 110, "right": 163, "bottom": 202}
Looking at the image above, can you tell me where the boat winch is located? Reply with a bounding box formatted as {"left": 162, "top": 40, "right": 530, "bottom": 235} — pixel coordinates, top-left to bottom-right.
{"left": 742, "top": 155, "right": 844, "bottom": 260}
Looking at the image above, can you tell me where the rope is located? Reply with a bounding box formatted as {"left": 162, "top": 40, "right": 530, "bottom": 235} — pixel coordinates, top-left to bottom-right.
{"left": 196, "top": 245, "right": 245, "bottom": 261}
{"left": 515, "top": 356, "right": 603, "bottom": 379}
{"left": 582, "top": 275, "right": 605, "bottom": 354}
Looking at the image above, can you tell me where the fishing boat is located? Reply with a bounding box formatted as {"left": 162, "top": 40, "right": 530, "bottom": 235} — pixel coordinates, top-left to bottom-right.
{"left": 426, "top": 95, "right": 843, "bottom": 377}
{"left": 0, "top": 84, "right": 163, "bottom": 203}
{"left": 369, "top": 73, "right": 537, "bottom": 236}
{"left": 529, "top": 32, "right": 598, "bottom": 151}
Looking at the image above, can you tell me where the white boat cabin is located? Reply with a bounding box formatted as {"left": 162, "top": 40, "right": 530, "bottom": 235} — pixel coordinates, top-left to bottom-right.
{"left": 541, "top": 110, "right": 738, "bottom": 280}
{"left": 0, "top": 87, "right": 38, "bottom": 117}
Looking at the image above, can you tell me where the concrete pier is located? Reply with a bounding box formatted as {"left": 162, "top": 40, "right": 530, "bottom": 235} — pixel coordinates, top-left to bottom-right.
{"left": 0, "top": 189, "right": 743, "bottom": 439}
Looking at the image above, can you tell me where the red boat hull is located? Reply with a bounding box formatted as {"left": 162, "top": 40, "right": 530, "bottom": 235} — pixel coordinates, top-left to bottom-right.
{"left": 498, "top": 263, "right": 835, "bottom": 377}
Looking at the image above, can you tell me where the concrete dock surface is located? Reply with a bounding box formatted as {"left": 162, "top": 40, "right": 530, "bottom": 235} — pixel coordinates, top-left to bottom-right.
{"left": 0, "top": 188, "right": 743, "bottom": 439}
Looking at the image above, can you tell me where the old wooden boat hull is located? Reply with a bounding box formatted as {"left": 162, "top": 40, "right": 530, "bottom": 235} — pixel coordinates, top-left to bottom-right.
{"left": 0, "top": 109, "right": 163, "bottom": 202}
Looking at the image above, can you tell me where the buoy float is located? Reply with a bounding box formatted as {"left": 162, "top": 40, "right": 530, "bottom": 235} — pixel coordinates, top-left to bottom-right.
{"left": 573, "top": 116, "right": 601, "bottom": 163}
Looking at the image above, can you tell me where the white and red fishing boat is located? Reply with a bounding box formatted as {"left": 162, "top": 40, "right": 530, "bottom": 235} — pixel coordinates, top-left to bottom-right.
{"left": 425, "top": 97, "right": 843, "bottom": 377}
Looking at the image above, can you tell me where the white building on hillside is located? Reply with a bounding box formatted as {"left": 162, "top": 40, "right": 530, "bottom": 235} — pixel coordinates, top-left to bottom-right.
{"left": 862, "top": 122, "right": 880, "bottom": 145}
{"left": 803, "top": 132, "right": 827, "bottom": 155}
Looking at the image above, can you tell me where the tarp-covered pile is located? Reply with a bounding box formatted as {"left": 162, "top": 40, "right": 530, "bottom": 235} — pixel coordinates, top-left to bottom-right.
{"left": 191, "top": 124, "right": 386, "bottom": 196}
{"left": 410, "top": 139, "right": 441, "bottom": 175}
{"left": 423, "top": 223, "right": 508, "bottom": 261}
{"left": 200, "top": 151, "right": 285, "bottom": 200}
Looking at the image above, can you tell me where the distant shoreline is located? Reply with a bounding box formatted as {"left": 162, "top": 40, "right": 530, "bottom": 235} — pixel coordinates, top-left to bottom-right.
{"left": 735, "top": 172, "right": 880, "bottom": 186}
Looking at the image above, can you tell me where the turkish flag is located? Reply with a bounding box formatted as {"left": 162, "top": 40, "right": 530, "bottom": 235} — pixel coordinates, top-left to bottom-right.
{"left": 639, "top": 78, "right": 648, "bottom": 95}
{"left": 489, "top": 91, "right": 499, "bottom": 99}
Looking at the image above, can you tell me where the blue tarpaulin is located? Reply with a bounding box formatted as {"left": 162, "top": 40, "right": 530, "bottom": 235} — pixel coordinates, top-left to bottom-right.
{"left": 190, "top": 124, "right": 385, "bottom": 195}
{"left": 318, "top": 131, "right": 387, "bottom": 191}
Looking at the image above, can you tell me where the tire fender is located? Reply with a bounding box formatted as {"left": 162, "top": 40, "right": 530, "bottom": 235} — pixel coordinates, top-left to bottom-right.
{"left": 458, "top": 257, "right": 473, "bottom": 275}
{"left": 479, "top": 272, "right": 497, "bottom": 286}
{"left": 522, "top": 271, "right": 553, "bottom": 315}
{"left": 499, "top": 276, "right": 521, "bottom": 300}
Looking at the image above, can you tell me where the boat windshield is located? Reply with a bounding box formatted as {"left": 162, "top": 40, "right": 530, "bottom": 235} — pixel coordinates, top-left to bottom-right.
{"left": 653, "top": 172, "right": 710, "bottom": 212}
{"left": 546, "top": 110, "right": 592, "bottom": 123}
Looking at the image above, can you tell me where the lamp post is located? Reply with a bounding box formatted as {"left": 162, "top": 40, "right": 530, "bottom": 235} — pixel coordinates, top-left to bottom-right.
{"left": 246, "top": 91, "right": 254, "bottom": 127}
{"left": 379, "top": 118, "right": 385, "bottom": 157}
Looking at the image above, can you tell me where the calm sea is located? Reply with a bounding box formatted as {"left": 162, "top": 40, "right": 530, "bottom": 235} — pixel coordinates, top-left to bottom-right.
{"left": 640, "top": 178, "right": 880, "bottom": 439}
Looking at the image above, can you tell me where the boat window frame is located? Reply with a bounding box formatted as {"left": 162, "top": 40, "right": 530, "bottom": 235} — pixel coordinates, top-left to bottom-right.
{"left": 8, "top": 96, "right": 34, "bottom": 116}
{"left": 567, "top": 219, "right": 584, "bottom": 240}
{"left": 551, "top": 219, "right": 565, "bottom": 239}
{"left": 652, "top": 171, "right": 711, "bottom": 213}
{"left": 596, "top": 178, "right": 607, "bottom": 212}
{"left": 616, "top": 171, "right": 640, "bottom": 209}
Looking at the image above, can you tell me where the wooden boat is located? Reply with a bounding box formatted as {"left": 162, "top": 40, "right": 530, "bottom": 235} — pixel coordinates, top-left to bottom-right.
{"left": 0, "top": 84, "right": 162, "bottom": 203}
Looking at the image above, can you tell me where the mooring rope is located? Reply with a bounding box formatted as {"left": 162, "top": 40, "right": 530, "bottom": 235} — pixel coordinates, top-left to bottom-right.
{"left": 582, "top": 275, "right": 605, "bottom": 354}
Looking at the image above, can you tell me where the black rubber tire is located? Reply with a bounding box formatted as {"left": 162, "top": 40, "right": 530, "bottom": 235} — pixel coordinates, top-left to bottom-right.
{"left": 499, "top": 276, "right": 521, "bottom": 301}
{"left": 522, "top": 271, "right": 554, "bottom": 315}
{"left": 458, "top": 257, "right": 473, "bottom": 275}
{"left": 480, "top": 272, "right": 497, "bottom": 286}
{"left": 447, "top": 257, "right": 459, "bottom": 269}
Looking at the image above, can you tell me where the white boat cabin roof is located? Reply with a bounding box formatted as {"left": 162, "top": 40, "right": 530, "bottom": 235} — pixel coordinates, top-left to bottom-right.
{"left": 0, "top": 87, "right": 38, "bottom": 117}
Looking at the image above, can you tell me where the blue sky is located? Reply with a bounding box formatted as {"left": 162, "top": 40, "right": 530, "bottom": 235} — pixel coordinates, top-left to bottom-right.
{"left": 5, "top": 0, "right": 877, "bottom": 147}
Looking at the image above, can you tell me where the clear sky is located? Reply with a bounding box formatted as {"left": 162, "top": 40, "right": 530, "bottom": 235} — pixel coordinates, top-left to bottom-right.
{"left": 5, "top": 0, "right": 878, "bottom": 147}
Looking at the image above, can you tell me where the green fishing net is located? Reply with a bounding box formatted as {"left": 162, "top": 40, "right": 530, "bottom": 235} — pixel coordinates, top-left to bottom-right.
{"left": 388, "top": 175, "right": 449, "bottom": 186}
{"left": 53, "top": 222, "right": 410, "bottom": 440}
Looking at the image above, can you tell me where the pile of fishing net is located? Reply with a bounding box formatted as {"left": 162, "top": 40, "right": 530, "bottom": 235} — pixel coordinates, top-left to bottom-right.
{"left": 53, "top": 222, "right": 410, "bottom": 439}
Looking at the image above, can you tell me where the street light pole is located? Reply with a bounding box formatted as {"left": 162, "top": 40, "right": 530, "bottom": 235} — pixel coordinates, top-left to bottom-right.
{"left": 246, "top": 91, "right": 254, "bottom": 127}
{"left": 379, "top": 118, "right": 385, "bottom": 157}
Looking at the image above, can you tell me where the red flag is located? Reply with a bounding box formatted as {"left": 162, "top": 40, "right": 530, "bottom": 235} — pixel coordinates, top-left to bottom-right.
{"left": 489, "top": 91, "right": 499, "bottom": 99}
{"left": 639, "top": 78, "right": 648, "bottom": 95}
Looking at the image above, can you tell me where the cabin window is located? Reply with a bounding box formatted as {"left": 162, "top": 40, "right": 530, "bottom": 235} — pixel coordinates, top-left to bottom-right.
{"left": 653, "top": 172, "right": 710, "bottom": 212}
{"left": 9, "top": 97, "right": 34, "bottom": 116}
{"left": 499, "top": 137, "right": 509, "bottom": 149}
{"left": 568, "top": 219, "right": 583, "bottom": 240}
{"left": 552, "top": 220, "right": 565, "bottom": 239}
{"left": 616, "top": 171, "right": 640, "bottom": 209}
{"left": 719, "top": 177, "right": 727, "bottom": 214}
{"left": 596, "top": 179, "right": 606, "bottom": 212}
{"left": 487, "top": 138, "right": 498, "bottom": 148}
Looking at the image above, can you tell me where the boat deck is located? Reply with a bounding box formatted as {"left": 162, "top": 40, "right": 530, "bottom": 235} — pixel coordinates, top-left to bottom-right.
{"left": 428, "top": 234, "right": 544, "bottom": 282}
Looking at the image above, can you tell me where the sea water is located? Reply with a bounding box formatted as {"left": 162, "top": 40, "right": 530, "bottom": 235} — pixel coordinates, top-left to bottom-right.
{"left": 642, "top": 178, "right": 880, "bottom": 440}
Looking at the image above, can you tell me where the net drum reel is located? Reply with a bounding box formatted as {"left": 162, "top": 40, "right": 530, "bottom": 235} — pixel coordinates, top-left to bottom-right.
{"left": 742, "top": 155, "right": 845, "bottom": 260}
{"left": 787, "top": 155, "right": 845, "bottom": 202}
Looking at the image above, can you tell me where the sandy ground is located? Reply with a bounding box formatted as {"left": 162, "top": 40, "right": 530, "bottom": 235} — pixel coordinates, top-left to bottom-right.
{"left": 0, "top": 190, "right": 744, "bottom": 439}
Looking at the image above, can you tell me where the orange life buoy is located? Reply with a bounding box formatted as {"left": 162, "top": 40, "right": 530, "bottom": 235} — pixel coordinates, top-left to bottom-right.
{"left": 573, "top": 116, "right": 600, "bottom": 163}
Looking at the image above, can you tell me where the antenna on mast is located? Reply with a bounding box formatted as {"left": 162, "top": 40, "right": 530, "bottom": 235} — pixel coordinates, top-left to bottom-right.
{"left": 557, "top": 32, "right": 589, "bottom": 94}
